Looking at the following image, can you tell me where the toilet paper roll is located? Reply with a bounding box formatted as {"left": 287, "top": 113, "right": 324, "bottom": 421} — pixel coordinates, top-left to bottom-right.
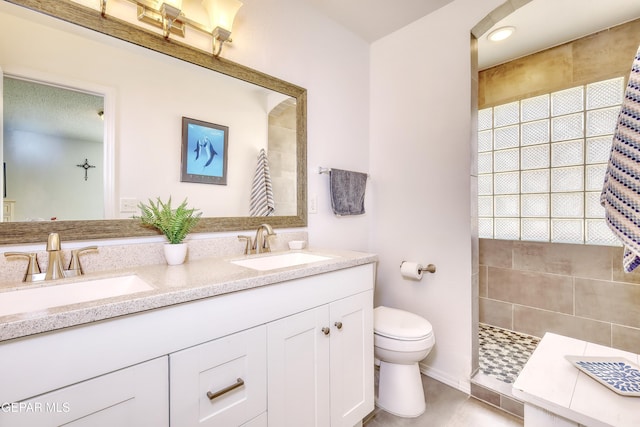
{"left": 400, "top": 261, "right": 423, "bottom": 280}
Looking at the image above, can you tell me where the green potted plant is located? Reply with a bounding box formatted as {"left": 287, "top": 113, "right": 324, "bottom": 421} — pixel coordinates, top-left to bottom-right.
{"left": 137, "top": 197, "right": 202, "bottom": 265}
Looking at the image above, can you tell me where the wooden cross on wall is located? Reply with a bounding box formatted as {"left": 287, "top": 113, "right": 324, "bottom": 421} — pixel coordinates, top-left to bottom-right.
{"left": 77, "top": 158, "right": 96, "bottom": 181}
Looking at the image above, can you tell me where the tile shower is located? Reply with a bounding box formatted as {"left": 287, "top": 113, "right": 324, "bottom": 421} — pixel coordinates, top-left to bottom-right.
{"left": 472, "top": 238, "right": 640, "bottom": 417}
{"left": 479, "top": 238, "right": 640, "bottom": 354}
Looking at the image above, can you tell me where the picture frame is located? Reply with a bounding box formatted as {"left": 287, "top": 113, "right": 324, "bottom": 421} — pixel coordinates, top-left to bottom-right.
{"left": 181, "top": 117, "right": 229, "bottom": 185}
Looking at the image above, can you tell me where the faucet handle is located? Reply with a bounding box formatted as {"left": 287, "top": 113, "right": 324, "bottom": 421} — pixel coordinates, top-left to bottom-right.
{"left": 4, "top": 252, "right": 42, "bottom": 282}
{"left": 46, "top": 233, "right": 61, "bottom": 251}
{"left": 237, "top": 236, "right": 252, "bottom": 255}
{"left": 67, "top": 246, "right": 98, "bottom": 276}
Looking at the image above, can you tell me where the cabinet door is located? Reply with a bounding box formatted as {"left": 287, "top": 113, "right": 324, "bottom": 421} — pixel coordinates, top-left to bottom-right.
{"left": 170, "top": 325, "right": 267, "bottom": 427}
{"left": 330, "top": 291, "right": 374, "bottom": 427}
{"left": 0, "top": 357, "right": 168, "bottom": 427}
{"left": 267, "top": 306, "right": 331, "bottom": 427}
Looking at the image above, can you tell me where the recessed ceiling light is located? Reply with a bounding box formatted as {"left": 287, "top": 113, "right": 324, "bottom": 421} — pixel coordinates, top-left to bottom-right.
{"left": 488, "top": 26, "right": 515, "bottom": 42}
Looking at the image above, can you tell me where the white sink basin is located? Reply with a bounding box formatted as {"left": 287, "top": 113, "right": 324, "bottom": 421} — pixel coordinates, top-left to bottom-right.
{"left": 0, "top": 275, "right": 153, "bottom": 317}
{"left": 231, "top": 252, "right": 332, "bottom": 271}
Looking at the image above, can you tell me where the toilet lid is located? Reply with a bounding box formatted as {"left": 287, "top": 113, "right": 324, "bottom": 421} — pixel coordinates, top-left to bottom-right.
{"left": 374, "top": 306, "right": 433, "bottom": 340}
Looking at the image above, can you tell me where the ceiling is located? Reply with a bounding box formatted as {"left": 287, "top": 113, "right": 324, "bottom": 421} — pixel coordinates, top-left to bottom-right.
{"left": 302, "top": 0, "right": 454, "bottom": 43}
{"left": 3, "top": 77, "right": 104, "bottom": 144}
{"left": 303, "top": 0, "right": 640, "bottom": 69}
{"left": 477, "top": 0, "right": 640, "bottom": 69}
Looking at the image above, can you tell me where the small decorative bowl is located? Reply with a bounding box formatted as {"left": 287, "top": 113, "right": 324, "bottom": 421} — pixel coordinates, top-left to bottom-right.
{"left": 288, "top": 240, "right": 306, "bottom": 250}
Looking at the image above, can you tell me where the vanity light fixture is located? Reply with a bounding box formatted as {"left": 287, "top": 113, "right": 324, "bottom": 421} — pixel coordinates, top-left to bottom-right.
{"left": 202, "top": 0, "right": 243, "bottom": 57}
{"left": 136, "top": 0, "right": 185, "bottom": 38}
{"left": 100, "top": 0, "right": 242, "bottom": 57}
{"left": 159, "top": 0, "right": 183, "bottom": 38}
{"left": 487, "top": 26, "right": 515, "bottom": 42}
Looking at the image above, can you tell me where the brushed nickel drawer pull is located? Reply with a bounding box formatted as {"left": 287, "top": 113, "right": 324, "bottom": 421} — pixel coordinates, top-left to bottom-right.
{"left": 322, "top": 327, "right": 331, "bottom": 335}
{"left": 334, "top": 321, "right": 343, "bottom": 330}
{"left": 207, "top": 378, "right": 245, "bottom": 400}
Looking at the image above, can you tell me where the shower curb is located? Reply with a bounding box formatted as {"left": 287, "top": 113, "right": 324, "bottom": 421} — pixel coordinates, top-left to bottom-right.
{"left": 470, "top": 372, "right": 524, "bottom": 419}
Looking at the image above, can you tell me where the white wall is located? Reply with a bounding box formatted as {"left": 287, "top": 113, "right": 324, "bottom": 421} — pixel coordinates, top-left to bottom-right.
{"left": 225, "top": 0, "right": 372, "bottom": 251}
{"left": 369, "top": 0, "right": 503, "bottom": 390}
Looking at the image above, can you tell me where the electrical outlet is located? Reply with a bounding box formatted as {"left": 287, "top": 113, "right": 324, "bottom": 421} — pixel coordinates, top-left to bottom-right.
{"left": 309, "top": 194, "right": 318, "bottom": 214}
{"left": 120, "top": 198, "right": 139, "bottom": 213}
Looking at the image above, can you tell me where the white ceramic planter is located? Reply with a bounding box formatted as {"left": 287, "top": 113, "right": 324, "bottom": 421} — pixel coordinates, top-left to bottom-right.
{"left": 164, "top": 243, "right": 187, "bottom": 265}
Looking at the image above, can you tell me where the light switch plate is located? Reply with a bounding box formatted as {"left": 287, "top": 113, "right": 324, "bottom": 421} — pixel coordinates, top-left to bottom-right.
{"left": 120, "top": 198, "right": 138, "bottom": 213}
{"left": 309, "top": 194, "right": 318, "bottom": 214}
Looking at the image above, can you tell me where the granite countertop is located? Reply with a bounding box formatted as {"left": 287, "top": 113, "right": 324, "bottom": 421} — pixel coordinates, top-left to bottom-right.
{"left": 0, "top": 248, "right": 377, "bottom": 342}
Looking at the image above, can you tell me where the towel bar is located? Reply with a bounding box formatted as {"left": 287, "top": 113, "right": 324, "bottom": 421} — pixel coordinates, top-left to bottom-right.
{"left": 318, "top": 166, "right": 370, "bottom": 177}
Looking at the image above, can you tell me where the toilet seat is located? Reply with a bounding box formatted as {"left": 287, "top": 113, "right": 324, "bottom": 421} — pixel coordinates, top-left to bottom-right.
{"left": 374, "top": 306, "right": 433, "bottom": 341}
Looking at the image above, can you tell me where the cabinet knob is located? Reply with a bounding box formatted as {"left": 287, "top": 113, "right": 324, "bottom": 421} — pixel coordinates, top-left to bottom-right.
{"left": 334, "top": 321, "right": 343, "bottom": 330}
{"left": 321, "top": 327, "right": 331, "bottom": 336}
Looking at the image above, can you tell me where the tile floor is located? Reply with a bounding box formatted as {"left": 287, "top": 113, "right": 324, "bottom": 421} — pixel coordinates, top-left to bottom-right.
{"left": 364, "top": 375, "right": 523, "bottom": 427}
{"left": 478, "top": 324, "right": 540, "bottom": 384}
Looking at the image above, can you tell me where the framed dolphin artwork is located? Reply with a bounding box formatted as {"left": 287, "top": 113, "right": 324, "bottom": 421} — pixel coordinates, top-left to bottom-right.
{"left": 181, "top": 117, "right": 229, "bottom": 185}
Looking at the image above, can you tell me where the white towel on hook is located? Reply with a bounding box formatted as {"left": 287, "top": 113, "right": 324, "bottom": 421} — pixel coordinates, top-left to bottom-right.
{"left": 250, "top": 149, "right": 275, "bottom": 217}
{"left": 600, "top": 44, "right": 640, "bottom": 272}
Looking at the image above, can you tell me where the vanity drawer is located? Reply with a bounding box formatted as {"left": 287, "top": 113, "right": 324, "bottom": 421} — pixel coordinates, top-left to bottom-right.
{"left": 0, "top": 357, "right": 168, "bottom": 427}
{"left": 170, "top": 325, "right": 267, "bottom": 427}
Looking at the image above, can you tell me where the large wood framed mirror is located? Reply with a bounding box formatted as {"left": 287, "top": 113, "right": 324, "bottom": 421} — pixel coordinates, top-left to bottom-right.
{"left": 0, "top": 0, "right": 307, "bottom": 245}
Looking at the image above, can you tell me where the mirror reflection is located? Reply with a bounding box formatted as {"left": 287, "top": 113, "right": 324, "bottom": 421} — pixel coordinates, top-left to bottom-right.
{"left": 3, "top": 76, "right": 105, "bottom": 221}
{"left": 0, "top": 0, "right": 306, "bottom": 243}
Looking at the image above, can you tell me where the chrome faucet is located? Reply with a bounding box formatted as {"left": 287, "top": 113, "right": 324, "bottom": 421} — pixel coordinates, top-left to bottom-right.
{"left": 4, "top": 233, "right": 97, "bottom": 282}
{"left": 237, "top": 224, "right": 277, "bottom": 255}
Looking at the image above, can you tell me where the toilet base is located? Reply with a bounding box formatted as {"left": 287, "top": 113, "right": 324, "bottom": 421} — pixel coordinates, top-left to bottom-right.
{"left": 376, "top": 361, "right": 426, "bottom": 418}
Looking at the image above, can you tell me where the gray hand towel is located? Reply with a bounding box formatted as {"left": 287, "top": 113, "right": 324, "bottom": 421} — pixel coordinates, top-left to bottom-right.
{"left": 330, "top": 168, "right": 368, "bottom": 216}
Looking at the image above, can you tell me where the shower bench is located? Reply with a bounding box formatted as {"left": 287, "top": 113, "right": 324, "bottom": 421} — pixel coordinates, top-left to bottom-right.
{"left": 512, "top": 332, "right": 640, "bottom": 427}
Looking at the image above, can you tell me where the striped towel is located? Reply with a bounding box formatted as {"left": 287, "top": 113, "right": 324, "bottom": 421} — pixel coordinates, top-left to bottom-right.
{"left": 250, "top": 149, "right": 275, "bottom": 217}
{"left": 600, "top": 45, "right": 640, "bottom": 272}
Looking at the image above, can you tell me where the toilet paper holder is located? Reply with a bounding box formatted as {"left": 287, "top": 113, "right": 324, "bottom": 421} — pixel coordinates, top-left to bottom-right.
{"left": 400, "top": 261, "right": 436, "bottom": 274}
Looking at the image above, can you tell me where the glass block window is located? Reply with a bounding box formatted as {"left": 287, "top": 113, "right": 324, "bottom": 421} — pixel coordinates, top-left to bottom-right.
{"left": 478, "top": 76, "right": 624, "bottom": 245}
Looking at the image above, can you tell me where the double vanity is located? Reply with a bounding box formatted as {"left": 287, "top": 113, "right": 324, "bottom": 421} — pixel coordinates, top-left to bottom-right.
{"left": 0, "top": 248, "right": 377, "bottom": 426}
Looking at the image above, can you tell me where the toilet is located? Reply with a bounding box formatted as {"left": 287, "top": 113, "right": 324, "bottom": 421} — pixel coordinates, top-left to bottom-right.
{"left": 373, "top": 305, "right": 435, "bottom": 418}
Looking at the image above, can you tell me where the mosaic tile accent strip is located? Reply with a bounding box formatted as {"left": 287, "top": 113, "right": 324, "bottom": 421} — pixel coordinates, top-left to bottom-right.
{"left": 479, "top": 324, "right": 540, "bottom": 384}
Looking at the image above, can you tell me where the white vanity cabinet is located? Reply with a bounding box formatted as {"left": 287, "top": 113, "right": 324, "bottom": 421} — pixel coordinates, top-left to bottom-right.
{"left": 268, "top": 290, "right": 374, "bottom": 427}
{"left": 0, "top": 357, "right": 169, "bottom": 427}
{"left": 0, "top": 260, "right": 375, "bottom": 427}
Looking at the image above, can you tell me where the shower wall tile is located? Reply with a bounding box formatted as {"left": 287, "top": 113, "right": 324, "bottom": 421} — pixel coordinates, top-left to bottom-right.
{"left": 479, "top": 297, "right": 512, "bottom": 330}
{"left": 575, "top": 278, "right": 640, "bottom": 328}
{"left": 479, "top": 265, "right": 488, "bottom": 297}
{"left": 479, "top": 239, "right": 513, "bottom": 268}
{"left": 512, "top": 241, "right": 611, "bottom": 280}
{"left": 487, "top": 267, "right": 573, "bottom": 314}
{"left": 612, "top": 325, "right": 640, "bottom": 354}
{"left": 513, "top": 306, "right": 611, "bottom": 346}
{"left": 480, "top": 238, "right": 640, "bottom": 352}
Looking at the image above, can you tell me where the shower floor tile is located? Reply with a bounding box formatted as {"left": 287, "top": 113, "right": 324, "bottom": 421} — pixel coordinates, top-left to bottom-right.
{"left": 479, "top": 324, "right": 540, "bottom": 384}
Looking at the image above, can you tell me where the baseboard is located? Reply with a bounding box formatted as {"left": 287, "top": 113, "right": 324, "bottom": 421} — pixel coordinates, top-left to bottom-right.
{"left": 419, "top": 362, "right": 471, "bottom": 394}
